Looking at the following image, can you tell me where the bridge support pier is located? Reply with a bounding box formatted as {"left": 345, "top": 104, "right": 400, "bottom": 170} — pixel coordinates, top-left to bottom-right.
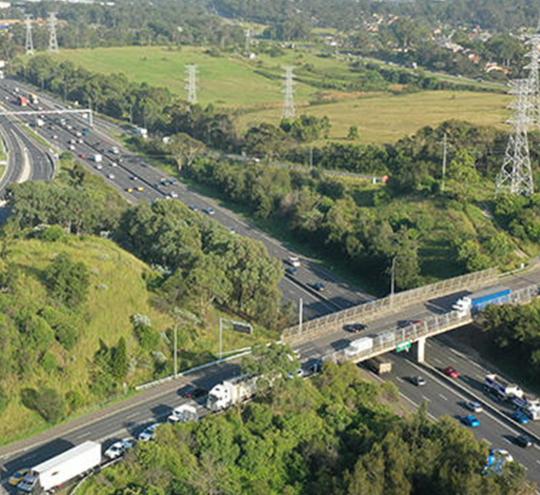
{"left": 417, "top": 337, "right": 426, "bottom": 363}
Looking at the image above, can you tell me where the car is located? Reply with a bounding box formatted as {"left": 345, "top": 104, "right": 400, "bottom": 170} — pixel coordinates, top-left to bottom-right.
{"left": 344, "top": 323, "right": 367, "bottom": 333}
{"left": 287, "top": 255, "right": 301, "bottom": 268}
{"left": 130, "top": 175, "right": 138, "bottom": 180}
{"left": 180, "top": 384, "right": 207, "bottom": 399}
{"left": 204, "top": 207, "right": 215, "bottom": 216}
{"left": 138, "top": 423, "right": 160, "bottom": 442}
{"left": 126, "top": 187, "right": 134, "bottom": 193}
{"left": 137, "top": 186, "right": 145, "bottom": 192}
{"left": 170, "top": 191, "right": 179, "bottom": 198}
{"left": 111, "top": 146, "right": 120, "bottom": 154}
{"left": 461, "top": 415, "right": 481, "bottom": 428}
{"left": 188, "top": 205, "right": 199, "bottom": 212}
{"left": 443, "top": 366, "right": 460, "bottom": 379}
{"left": 464, "top": 401, "right": 483, "bottom": 413}
{"left": 491, "top": 448, "right": 513, "bottom": 463}
{"left": 515, "top": 434, "right": 533, "bottom": 448}
{"left": 104, "top": 438, "right": 135, "bottom": 459}
{"left": 110, "top": 162, "right": 118, "bottom": 167}
{"left": 52, "top": 134, "right": 58, "bottom": 139}
{"left": 312, "top": 282, "right": 326, "bottom": 292}
{"left": 167, "top": 403, "right": 198, "bottom": 424}
{"left": 95, "top": 164, "right": 103, "bottom": 170}
{"left": 69, "top": 144, "right": 76, "bottom": 151}
{"left": 410, "top": 376, "right": 426, "bottom": 386}
{"left": 78, "top": 138, "right": 84, "bottom": 144}
{"left": 107, "top": 173, "right": 115, "bottom": 180}
{"left": 511, "top": 410, "right": 530, "bottom": 424}
{"left": 285, "top": 266, "right": 298, "bottom": 276}
{"left": 8, "top": 469, "right": 30, "bottom": 486}
{"left": 409, "top": 319, "right": 424, "bottom": 326}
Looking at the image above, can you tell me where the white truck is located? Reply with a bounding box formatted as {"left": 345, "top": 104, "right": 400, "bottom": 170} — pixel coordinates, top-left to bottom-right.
{"left": 483, "top": 374, "right": 524, "bottom": 401}
{"left": 206, "top": 375, "right": 258, "bottom": 412}
{"left": 345, "top": 337, "right": 373, "bottom": 358}
{"left": 93, "top": 153, "right": 103, "bottom": 163}
{"left": 17, "top": 441, "right": 101, "bottom": 493}
{"left": 168, "top": 403, "right": 198, "bottom": 423}
{"left": 35, "top": 118, "right": 45, "bottom": 127}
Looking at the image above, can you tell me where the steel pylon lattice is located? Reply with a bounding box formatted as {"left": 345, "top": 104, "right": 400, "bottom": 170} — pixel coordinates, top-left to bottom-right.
{"left": 525, "top": 34, "right": 540, "bottom": 126}
{"left": 496, "top": 79, "right": 535, "bottom": 196}
{"left": 25, "top": 16, "right": 34, "bottom": 55}
{"left": 185, "top": 64, "right": 198, "bottom": 105}
{"left": 48, "top": 12, "right": 59, "bottom": 53}
{"left": 282, "top": 66, "right": 296, "bottom": 119}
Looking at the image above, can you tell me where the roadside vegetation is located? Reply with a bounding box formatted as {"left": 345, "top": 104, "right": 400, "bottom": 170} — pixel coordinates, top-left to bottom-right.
{"left": 0, "top": 155, "right": 285, "bottom": 444}
{"left": 79, "top": 362, "right": 533, "bottom": 495}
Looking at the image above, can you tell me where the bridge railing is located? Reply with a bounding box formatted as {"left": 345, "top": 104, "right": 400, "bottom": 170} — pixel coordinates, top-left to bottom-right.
{"left": 283, "top": 268, "right": 499, "bottom": 342}
{"left": 323, "top": 284, "right": 539, "bottom": 366}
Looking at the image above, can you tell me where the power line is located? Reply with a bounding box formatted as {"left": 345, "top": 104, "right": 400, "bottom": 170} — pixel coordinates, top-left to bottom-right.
{"left": 496, "top": 79, "right": 535, "bottom": 196}
{"left": 48, "top": 12, "right": 59, "bottom": 53}
{"left": 525, "top": 34, "right": 540, "bottom": 126}
{"left": 283, "top": 66, "right": 295, "bottom": 120}
{"left": 185, "top": 64, "right": 198, "bottom": 105}
{"left": 25, "top": 15, "right": 34, "bottom": 55}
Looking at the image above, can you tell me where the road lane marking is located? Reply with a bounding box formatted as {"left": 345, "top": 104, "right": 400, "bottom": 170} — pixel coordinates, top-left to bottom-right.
{"left": 422, "top": 395, "right": 431, "bottom": 402}
{"left": 432, "top": 357, "right": 443, "bottom": 365}
{"left": 396, "top": 377, "right": 404, "bottom": 383}
{"left": 438, "top": 393, "right": 448, "bottom": 401}
{"left": 450, "top": 348, "right": 466, "bottom": 359}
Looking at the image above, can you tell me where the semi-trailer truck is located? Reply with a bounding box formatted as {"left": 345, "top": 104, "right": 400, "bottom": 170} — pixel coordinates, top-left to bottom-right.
{"left": 365, "top": 356, "right": 392, "bottom": 375}
{"left": 206, "top": 375, "right": 258, "bottom": 411}
{"left": 453, "top": 289, "right": 512, "bottom": 316}
{"left": 483, "top": 374, "right": 524, "bottom": 401}
{"left": 17, "top": 441, "right": 101, "bottom": 493}
{"left": 512, "top": 395, "right": 540, "bottom": 420}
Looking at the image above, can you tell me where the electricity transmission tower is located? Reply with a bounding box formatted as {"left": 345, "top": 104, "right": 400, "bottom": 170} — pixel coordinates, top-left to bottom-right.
{"left": 283, "top": 66, "right": 296, "bottom": 119}
{"left": 496, "top": 79, "right": 535, "bottom": 196}
{"left": 525, "top": 34, "right": 540, "bottom": 126}
{"left": 25, "top": 16, "right": 34, "bottom": 55}
{"left": 186, "top": 64, "right": 198, "bottom": 104}
{"left": 48, "top": 12, "right": 59, "bottom": 53}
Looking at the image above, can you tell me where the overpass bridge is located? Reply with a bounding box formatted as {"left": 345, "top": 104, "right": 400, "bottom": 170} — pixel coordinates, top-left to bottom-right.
{"left": 285, "top": 263, "right": 540, "bottom": 367}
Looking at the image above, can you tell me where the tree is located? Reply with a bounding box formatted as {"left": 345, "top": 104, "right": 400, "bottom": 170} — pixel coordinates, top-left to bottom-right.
{"left": 241, "top": 342, "right": 299, "bottom": 388}
{"left": 111, "top": 337, "right": 129, "bottom": 380}
{"left": 446, "top": 149, "right": 481, "bottom": 202}
{"left": 169, "top": 133, "right": 206, "bottom": 173}
{"left": 44, "top": 253, "right": 90, "bottom": 307}
{"left": 347, "top": 125, "right": 360, "bottom": 140}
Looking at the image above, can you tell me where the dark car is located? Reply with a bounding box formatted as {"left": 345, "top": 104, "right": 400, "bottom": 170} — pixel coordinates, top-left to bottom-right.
{"left": 410, "top": 376, "right": 427, "bottom": 386}
{"left": 515, "top": 434, "right": 533, "bottom": 448}
{"left": 285, "top": 266, "right": 298, "bottom": 276}
{"left": 312, "top": 282, "right": 326, "bottom": 292}
{"left": 180, "top": 385, "right": 207, "bottom": 399}
{"left": 344, "top": 323, "right": 367, "bottom": 333}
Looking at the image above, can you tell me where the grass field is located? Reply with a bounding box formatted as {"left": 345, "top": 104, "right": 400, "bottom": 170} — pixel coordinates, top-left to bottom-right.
{"left": 53, "top": 46, "right": 511, "bottom": 144}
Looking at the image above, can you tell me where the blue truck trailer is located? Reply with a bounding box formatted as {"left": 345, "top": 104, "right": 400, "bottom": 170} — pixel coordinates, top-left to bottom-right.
{"left": 471, "top": 289, "right": 512, "bottom": 311}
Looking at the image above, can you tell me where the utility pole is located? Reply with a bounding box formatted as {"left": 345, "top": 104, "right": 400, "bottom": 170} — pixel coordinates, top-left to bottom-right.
{"left": 441, "top": 133, "right": 448, "bottom": 192}
{"left": 219, "top": 318, "right": 223, "bottom": 359}
{"left": 48, "top": 12, "right": 59, "bottom": 53}
{"left": 186, "top": 64, "right": 198, "bottom": 105}
{"left": 244, "top": 28, "right": 251, "bottom": 54}
{"left": 496, "top": 79, "right": 535, "bottom": 196}
{"left": 173, "top": 323, "right": 178, "bottom": 377}
{"left": 283, "top": 66, "right": 296, "bottom": 120}
{"left": 25, "top": 15, "right": 34, "bottom": 56}
{"left": 390, "top": 257, "right": 396, "bottom": 300}
{"left": 298, "top": 298, "right": 303, "bottom": 334}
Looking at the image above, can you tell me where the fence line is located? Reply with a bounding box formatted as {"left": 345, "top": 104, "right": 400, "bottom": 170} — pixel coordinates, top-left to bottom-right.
{"left": 323, "top": 284, "right": 538, "bottom": 366}
{"left": 283, "top": 268, "right": 498, "bottom": 342}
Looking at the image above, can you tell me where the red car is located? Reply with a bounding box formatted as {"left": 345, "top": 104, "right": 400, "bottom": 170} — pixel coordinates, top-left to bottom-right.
{"left": 443, "top": 366, "right": 460, "bottom": 379}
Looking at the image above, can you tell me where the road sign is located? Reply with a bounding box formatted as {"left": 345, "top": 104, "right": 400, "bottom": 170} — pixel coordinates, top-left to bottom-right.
{"left": 232, "top": 320, "right": 253, "bottom": 335}
{"left": 396, "top": 341, "right": 412, "bottom": 353}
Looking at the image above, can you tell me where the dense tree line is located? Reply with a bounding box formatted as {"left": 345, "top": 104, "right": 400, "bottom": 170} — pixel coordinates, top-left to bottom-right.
{"left": 80, "top": 362, "right": 533, "bottom": 495}
{"left": 480, "top": 300, "right": 540, "bottom": 385}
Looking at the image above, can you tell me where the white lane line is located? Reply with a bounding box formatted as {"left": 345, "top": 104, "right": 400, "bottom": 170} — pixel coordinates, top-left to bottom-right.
{"left": 407, "top": 361, "right": 526, "bottom": 437}
{"left": 502, "top": 438, "right": 512, "bottom": 445}
{"left": 536, "top": 460, "right": 540, "bottom": 465}
{"left": 450, "top": 348, "right": 466, "bottom": 359}
{"left": 438, "top": 393, "right": 448, "bottom": 401}
{"left": 422, "top": 395, "right": 431, "bottom": 402}
{"left": 396, "top": 376, "right": 404, "bottom": 383}
{"left": 432, "top": 357, "right": 443, "bottom": 365}
{"left": 125, "top": 411, "right": 139, "bottom": 420}
{"left": 471, "top": 361, "right": 484, "bottom": 370}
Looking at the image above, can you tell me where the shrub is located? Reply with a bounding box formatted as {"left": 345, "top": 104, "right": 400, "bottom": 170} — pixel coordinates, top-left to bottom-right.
{"left": 21, "top": 387, "right": 66, "bottom": 423}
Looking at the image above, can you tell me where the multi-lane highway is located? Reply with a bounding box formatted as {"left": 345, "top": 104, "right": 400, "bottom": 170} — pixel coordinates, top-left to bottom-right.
{"left": 0, "top": 78, "right": 539, "bottom": 490}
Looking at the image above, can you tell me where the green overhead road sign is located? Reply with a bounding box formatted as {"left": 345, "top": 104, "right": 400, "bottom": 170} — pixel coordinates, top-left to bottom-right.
{"left": 396, "top": 341, "right": 412, "bottom": 353}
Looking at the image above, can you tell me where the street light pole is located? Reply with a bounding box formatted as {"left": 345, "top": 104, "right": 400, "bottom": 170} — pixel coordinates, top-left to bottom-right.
{"left": 219, "top": 318, "right": 223, "bottom": 359}
{"left": 173, "top": 323, "right": 178, "bottom": 378}
{"left": 299, "top": 298, "right": 303, "bottom": 335}
{"left": 390, "top": 256, "right": 396, "bottom": 298}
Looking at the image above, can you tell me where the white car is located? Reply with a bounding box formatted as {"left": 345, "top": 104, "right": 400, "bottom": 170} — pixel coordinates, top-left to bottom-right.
{"left": 167, "top": 403, "right": 198, "bottom": 424}
{"left": 110, "top": 162, "right": 118, "bottom": 167}
{"left": 170, "top": 191, "right": 179, "bottom": 199}
{"left": 138, "top": 423, "right": 160, "bottom": 442}
{"left": 111, "top": 146, "right": 119, "bottom": 154}
{"left": 107, "top": 173, "right": 115, "bottom": 180}
{"left": 69, "top": 144, "right": 75, "bottom": 151}
{"left": 288, "top": 256, "right": 301, "bottom": 268}
{"left": 104, "top": 438, "right": 135, "bottom": 459}
{"left": 95, "top": 164, "right": 103, "bottom": 170}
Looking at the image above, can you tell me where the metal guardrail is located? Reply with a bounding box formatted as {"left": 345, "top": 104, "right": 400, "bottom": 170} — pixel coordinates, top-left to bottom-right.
{"left": 282, "top": 268, "right": 499, "bottom": 342}
{"left": 324, "top": 284, "right": 538, "bottom": 366}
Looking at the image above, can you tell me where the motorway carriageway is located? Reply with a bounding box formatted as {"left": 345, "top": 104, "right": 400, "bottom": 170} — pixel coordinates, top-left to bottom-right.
{"left": 0, "top": 79, "right": 539, "bottom": 487}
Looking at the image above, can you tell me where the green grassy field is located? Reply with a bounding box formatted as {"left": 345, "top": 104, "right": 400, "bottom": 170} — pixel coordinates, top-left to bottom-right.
{"left": 53, "top": 46, "right": 511, "bottom": 144}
